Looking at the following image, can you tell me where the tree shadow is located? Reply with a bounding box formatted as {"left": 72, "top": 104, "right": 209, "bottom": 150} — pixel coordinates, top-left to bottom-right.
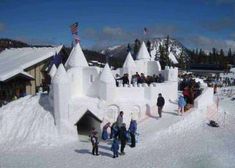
{"left": 74, "top": 149, "right": 91, "bottom": 155}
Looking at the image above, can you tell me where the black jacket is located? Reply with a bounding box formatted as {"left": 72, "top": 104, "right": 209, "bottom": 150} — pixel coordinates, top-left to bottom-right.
{"left": 157, "top": 96, "right": 165, "bottom": 107}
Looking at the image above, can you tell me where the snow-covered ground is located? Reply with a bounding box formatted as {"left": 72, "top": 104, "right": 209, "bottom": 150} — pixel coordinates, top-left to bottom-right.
{"left": 0, "top": 88, "right": 235, "bottom": 168}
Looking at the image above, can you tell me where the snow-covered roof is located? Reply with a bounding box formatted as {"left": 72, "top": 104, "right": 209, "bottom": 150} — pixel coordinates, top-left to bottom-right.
{"left": 99, "top": 64, "right": 115, "bottom": 84}
{"left": 52, "top": 64, "right": 69, "bottom": 84}
{"left": 0, "top": 45, "right": 63, "bottom": 81}
{"left": 65, "top": 43, "right": 88, "bottom": 68}
{"left": 123, "top": 52, "right": 136, "bottom": 68}
{"left": 136, "top": 42, "right": 151, "bottom": 60}
{"left": 168, "top": 52, "right": 178, "bottom": 64}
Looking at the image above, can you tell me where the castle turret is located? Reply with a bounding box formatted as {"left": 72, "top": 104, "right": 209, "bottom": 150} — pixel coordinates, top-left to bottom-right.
{"left": 65, "top": 42, "right": 88, "bottom": 68}
{"left": 66, "top": 43, "right": 89, "bottom": 97}
{"left": 48, "top": 64, "right": 57, "bottom": 106}
{"left": 52, "top": 64, "right": 71, "bottom": 134}
{"left": 136, "top": 42, "right": 151, "bottom": 61}
{"left": 49, "top": 64, "right": 57, "bottom": 80}
{"left": 122, "top": 52, "right": 136, "bottom": 77}
{"left": 99, "top": 64, "right": 116, "bottom": 102}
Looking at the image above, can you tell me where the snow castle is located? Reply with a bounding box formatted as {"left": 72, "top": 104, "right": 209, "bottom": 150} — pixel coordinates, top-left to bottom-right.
{"left": 49, "top": 42, "right": 178, "bottom": 138}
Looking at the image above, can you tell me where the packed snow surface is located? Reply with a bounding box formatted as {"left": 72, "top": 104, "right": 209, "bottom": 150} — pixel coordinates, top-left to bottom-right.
{"left": 0, "top": 88, "right": 235, "bottom": 168}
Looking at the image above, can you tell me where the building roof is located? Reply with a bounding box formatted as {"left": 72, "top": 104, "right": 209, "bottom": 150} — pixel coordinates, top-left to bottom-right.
{"left": 123, "top": 52, "right": 136, "bottom": 68}
{"left": 136, "top": 42, "right": 151, "bottom": 60}
{"left": 65, "top": 43, "right": 88, "bottom": 68}
{"left": 0, "top": 45, "right": 63, "bottom": 81}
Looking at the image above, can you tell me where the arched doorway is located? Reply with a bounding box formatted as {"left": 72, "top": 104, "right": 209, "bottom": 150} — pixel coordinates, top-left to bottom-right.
{"left": 75, "top": 110, "right": 102, "bottom": 136}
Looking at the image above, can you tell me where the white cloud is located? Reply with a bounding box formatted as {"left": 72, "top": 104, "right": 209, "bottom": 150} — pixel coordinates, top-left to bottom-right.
{"left": 189, "top": 36, "right": 235, "bottom": 51}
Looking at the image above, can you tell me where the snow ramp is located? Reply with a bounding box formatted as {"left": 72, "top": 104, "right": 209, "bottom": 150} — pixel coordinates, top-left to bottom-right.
{"left": 0, "top": 94, "right": 62, "bottom": 150}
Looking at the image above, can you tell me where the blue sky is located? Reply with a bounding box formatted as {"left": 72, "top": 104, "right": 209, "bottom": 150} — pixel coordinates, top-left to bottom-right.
{"left": 0, "top": 0, "right": 235, "bottom": 51}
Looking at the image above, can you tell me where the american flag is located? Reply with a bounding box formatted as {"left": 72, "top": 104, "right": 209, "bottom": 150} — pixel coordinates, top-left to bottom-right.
{"left": 70, "top": 22, "right": 78, "bottom": 35}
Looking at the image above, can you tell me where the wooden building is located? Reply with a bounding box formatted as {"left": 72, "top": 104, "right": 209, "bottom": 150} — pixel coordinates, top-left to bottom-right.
{"left": 0, "top": 45, "right": 68, "bottom": 105}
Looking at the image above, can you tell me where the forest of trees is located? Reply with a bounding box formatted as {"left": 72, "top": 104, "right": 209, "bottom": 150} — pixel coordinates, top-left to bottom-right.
{"left": 189, "top": 47, "right": 235, "bottom": 70}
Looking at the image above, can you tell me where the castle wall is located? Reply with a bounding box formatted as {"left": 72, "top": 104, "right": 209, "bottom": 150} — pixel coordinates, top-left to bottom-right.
{"left": 83, "top": 67, "right": 100, "bottom": 97}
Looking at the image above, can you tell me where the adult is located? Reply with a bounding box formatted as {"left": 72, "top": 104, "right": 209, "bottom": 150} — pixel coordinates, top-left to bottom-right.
{"left": 119, "top": 123, "right": 128, "bottom": 155}
{"left": 116, "top": 111, "right": 124, "bottom": 128}
{"left": 157, "top": 93, "right": 165, "bottom": 118}
{"left": 178, "top": 94, "right": 186, "bottom": 115}
{"left": 128, "top": 119, "right": 137, "bottom": 148}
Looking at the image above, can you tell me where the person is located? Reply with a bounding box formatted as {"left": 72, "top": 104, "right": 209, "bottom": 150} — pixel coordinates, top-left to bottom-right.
{"left": 111, "top": 137, "right": 119, "bottom": 158}
{"left": 102, "top": 122, "right": 110, "bottom": 140}
{"left": 115, "top": 74, "right": 120, "bottom": 87}
{"left": 157, "top": 93, "right": 165, "bottom": 118}
{"left": 128, "top": 119, "right": 137, "bottom": 148}
{"left": 119, "top": 123, "right": 128, "bottom": 155}
{"left": 178, "top": 94, "right": 186, "bottom": 115}
{"left": 90, "top": 131, "right": 99, "bottom": 156}
{"left": 110, "top": 122, "right": 118, "bottom": 139}
{"left": 213, "top": 84, "right": 218, "bottom": 94}
{"left": 116, "top": 111, "right": 124, "bottom": 129}
{"left": 122, "top": 73, "right": 129, "bottom": 86}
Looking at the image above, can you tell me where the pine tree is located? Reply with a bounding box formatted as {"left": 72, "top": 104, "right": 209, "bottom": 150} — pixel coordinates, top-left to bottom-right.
{"left": 228, "top": 48, "right": 232, "bottom": 64}
{"left": 178, "top": 51, "right": 186, "bottom": 69}
{"left": 133, "top": 39, "right": 141, "bottom": 59}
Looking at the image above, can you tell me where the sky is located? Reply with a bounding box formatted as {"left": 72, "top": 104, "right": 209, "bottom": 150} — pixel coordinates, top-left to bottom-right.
{"left": 0, "top": 0, "right": 235, "bottom": 51}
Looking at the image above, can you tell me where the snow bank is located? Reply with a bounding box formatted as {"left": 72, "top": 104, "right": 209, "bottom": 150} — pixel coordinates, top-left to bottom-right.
{"left": 0, "top": 94, "right": 73, "bottom": 151}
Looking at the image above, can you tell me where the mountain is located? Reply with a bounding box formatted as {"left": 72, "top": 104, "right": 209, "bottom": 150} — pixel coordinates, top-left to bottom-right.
{"left": 0, "top": 39, "right": 29, "bottom": 52}
{"left": 100, "top": 37, "right": 190, "bottom": 66}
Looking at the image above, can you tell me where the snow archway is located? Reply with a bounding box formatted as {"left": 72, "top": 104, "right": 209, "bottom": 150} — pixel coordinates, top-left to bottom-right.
{"left": 75, "top": 110, "right": 102, "bottom": 136}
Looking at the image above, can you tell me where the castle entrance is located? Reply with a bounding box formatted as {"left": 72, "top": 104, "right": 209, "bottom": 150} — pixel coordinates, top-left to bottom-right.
{"left": 75, "top": 110, "right": 102, "bottom": 137}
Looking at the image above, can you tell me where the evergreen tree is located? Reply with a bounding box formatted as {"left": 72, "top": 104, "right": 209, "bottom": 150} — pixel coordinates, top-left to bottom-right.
{"left": 228, "top": 48, "right": 232, "bottom": 64}
{"left": 133, "top": 39, "right": 141, "bottom": 59}
{"left": 146, "top": 40, "right": 151, "bottom": 55}
{"left": 178, "top": 51, "right": 186, "bottom": 69}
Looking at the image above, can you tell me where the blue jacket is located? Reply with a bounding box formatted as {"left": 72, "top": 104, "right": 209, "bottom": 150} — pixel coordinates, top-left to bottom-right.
{"left": 178, "top": 96, "right": 186, "bottom": 107}
{"left": 128, "top": 120, "right": 137, "bottom": 134}
{"left": 111, "top": 139, "right": 119, "bottom": 152}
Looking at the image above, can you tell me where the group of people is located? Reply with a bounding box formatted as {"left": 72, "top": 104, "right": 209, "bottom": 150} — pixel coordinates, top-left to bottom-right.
{"left": 90, "top": 111, "right": 137, "bottom": 158}
{"left": 90, "top": 92, "right": 190, "bottom": 158}
{"left": 115, "top": 72, "right": 165, "bottom": 87}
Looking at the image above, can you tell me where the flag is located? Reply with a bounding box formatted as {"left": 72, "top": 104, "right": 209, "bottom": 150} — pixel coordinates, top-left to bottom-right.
{"left": 144, "top": 27, "right": 148, "bottom": 35}
{"left": 70, "top": 22, "right": 78, "bottom": 35}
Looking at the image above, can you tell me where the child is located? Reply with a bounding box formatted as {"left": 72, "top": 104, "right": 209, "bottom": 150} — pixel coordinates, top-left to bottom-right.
{"left": 90, "top": 131, "right": 99, "bottom": 156}
{"left": 178, "top": 94, "right": 186, "bottom": 115}
{"left": 111, "top": 138, "right": 119, "bottom": 158}
{"left": 102, "top": 122, "right": 110, "bottom": 140}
